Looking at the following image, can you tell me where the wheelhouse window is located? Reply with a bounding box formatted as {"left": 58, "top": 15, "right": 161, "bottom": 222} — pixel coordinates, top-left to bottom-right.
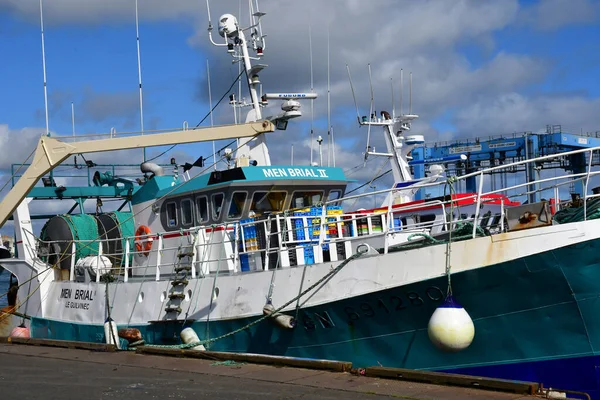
{"left": 181, "top": 198, "right": 194, "bottom": 226}
{"left": 327, "top": 190, "right": 342, "bottom": 202}
{"left": 196, "top": 196, "right": 208, "bottom": 223}
{"left": 228, "top": 191, "right": 247, "bottom": 219}
{"left": 291, "top": 191, "right": 323, "bottom": 209}
{"left": 166, "top": 202, "right": 178, "bottom": 227}
{"left": 250, "top": 191, "right": 287, "bottom": 214}
{"left": 212, "top": 193, "right": 225, "bottom": 220}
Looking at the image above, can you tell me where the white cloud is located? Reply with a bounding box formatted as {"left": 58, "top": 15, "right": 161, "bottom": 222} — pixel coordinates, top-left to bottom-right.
{"left": 454, "top": 93, "right": 600, "bottom": 135}
{"left": 0, "top": 125, "right": 45, "bottom": 171}
{"left": 0, "top": 0, "right": 203, "bottom": 25}
{"left": 2, "top": 0, "right": 600, "bottom": 214}
{"left": 519, "top": 0, "right": 599, "bottom": 31}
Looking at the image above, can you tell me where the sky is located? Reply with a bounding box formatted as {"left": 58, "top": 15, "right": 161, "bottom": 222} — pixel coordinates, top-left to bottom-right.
{"left": 0, "top": 0, "right": 600, "bottom": 232}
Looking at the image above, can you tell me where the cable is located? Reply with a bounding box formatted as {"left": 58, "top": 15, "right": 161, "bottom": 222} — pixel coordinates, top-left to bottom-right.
{"left": 345, "top": 169, "right": 392, "bottom": 196}
{"left": 144, "top": 68, "right": 247, "bottom": 163}
{"left": 0, "top": 147, "right": 37, "bottom": 195}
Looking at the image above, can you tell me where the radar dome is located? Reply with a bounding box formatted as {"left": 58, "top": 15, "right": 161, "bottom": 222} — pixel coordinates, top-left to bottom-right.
{"left": 218, "top": 14, "right": 238, "bottom": 38}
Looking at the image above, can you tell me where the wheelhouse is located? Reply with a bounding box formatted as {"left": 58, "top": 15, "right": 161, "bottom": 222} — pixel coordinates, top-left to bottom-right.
{"left": 131, "top": 165, "right": 349, "bottom": 231}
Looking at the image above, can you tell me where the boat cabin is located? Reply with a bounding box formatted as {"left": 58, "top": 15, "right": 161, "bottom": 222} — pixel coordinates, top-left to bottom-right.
{"left": 131, "top": 165, "right": 349, "bottom": 230}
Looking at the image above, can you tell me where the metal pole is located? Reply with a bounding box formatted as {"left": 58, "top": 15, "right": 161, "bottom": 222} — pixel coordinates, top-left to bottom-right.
{"left": 39, "top": 0, "right": 49, "bottom": 137}
{"left": 135, "top": 0, "right": 146, "bottom": 161}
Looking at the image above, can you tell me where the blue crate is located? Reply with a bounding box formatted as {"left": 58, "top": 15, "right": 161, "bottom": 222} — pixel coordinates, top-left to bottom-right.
{"left": 294, "top": 219, "right": 306, "bottom": 240}
{"left": 303, "top": 246, "right": 314, "bottom": 265}
{"left": 240, "top": 254, "right": 250, "bottom": 272}
{"left": 393, "top": 216, "right": 403, "bottom": 231}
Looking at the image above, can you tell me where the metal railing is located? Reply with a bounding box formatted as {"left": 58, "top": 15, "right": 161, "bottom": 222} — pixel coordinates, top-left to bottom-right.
{"left": 29, "top": 144, "right": 600, "bottom": 281}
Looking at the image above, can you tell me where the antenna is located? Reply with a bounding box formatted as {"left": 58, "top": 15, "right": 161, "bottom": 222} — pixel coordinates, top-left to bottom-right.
{"left": 291, "top": 144, "right": 294, "bottom": 166}
{"left": 346, "top": 64, "right": 361, "bottom": 121}
{"left": 71, "top": 102, "right": 75, "bottom": 136}
{"left": 364, "top": 63, "right": 374, "bottom": 166}
{"left": 135, "top": 0, "right": 146, "bottom": 161}
{"left": 400, "top": 68, "right": 403, "bottom": 116}
{"left": 237, "top": 0, "right": 242, "bottom": 125}
{"left": 331, "top": 126, "right": 336, "bottom": 167}
{"left": 39, "top": 0, "right": 49, "bottom": 137}
{"left": 207, "top": 59, "right": 217, "bottom": 171}
{"left": 327, "top": 24, "right": 331, "bottom": 167}
{"left": 253, "top": 0, "right": 266, "bottom": 50}
{"left": 309, "top": 20, "right": 314, "bottom": 166}
{"left": 409, "top": 71, "right": 413, "bottom": 115}
{"left": 391, "top": 78, "right": 395, "bottom": 119}
{"left": 248, "top": 0, "right": 253, "bottom": 28}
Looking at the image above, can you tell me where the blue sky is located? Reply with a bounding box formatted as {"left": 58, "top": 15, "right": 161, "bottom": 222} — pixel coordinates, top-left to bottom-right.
{"left": 0, "top": 0, "right": 600, "bottom": 219}
{"left": 1, "top": 1, "right": 600, "bottom": 157}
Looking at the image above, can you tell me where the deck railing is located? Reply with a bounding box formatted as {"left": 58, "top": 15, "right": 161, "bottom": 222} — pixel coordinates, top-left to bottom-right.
{"left": 31, "top": 145, "right": 600, "bottom": 282}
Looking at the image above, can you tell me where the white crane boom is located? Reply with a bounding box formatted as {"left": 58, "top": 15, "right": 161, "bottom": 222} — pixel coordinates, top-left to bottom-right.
{"left": 0, "top": 120, "right": 274, "bottom": 227}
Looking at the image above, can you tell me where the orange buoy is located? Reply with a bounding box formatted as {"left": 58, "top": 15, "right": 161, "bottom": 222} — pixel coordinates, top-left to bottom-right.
{"left": 10, "top": 324, "right": 30, "bottom": 338}
{"left": 134, "top": 225, "right": 153, "bottom": 256}
{"left": 118, "top": 328, "right": 142, "bottom": 344}
{"left": 0, "top": 305, "right": 16, "bottom": 316}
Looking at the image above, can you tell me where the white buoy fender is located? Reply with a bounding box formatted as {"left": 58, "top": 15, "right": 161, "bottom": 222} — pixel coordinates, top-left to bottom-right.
{"left": 10, "top": 324, "right": 30, "bottom": 338}
{"left": 180, "top": 327, "right": 206, "bottom": 351}
{"left": 427, "top": 295, "right": 474, "bottom": 352}
{"left": 263, "top": 302, "right": 296, "bottom": 329}
{"left": 104, "top": 318, "right": 121, "bottom": 349}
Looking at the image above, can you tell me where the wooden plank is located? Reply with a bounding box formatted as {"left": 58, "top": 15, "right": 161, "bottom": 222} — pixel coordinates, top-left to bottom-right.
{"left": 0, "top": 337, "right": 117, "bottom": 352}
{"left": 135, "top": 347, "right": 352, "bottom": 372}
{"left": 365, "top": 366, "right": 539, "bottom": 395}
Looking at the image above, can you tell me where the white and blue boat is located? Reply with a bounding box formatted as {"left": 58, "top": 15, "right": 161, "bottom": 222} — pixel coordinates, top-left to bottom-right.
{"left": 2, "top": 4, "right": 600, "bottom": 399}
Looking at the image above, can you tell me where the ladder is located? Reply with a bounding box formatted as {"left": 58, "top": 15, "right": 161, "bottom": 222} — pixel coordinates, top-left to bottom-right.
{"left": 164, "top": 244, "right": 194, "bottom": 316}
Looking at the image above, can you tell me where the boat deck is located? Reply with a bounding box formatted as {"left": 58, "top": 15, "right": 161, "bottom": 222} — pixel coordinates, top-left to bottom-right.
{"left": 0, "top": 338, "right": 580, "bottom": 399}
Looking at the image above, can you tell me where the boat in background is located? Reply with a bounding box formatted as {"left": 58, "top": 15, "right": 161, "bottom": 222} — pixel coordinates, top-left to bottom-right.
{"left": 2, "top": 3, "right": 600, "bottom": 399}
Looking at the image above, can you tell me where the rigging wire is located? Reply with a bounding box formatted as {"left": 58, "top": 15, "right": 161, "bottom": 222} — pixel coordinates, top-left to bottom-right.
{"left": 0, "top": 147, "right": 37, "bottom": 195}
{"left": 345, "top": 168, "right": 392, "bottom": 196}
{"left": 144, "top": 68, "right": 247, "bottom": 163}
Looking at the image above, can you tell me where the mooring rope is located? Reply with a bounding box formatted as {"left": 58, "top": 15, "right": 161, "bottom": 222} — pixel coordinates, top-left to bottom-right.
{"left": 126, "top": 248, "right": 367, "bottom": 351}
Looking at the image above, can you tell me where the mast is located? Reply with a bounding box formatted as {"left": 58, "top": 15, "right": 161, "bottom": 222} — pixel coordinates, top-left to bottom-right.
{"left": 135, "top": 0, "right": 146, "bottom": 162}
{"left": 207, "top": 59, "right": 217, "bottom": 170}
{"left": 71, "top": 102, "right": 75, "bottom": 136}
{"left": 326, "top": 25, "right": 331, "bottom": 167}
{"left": 309, "top": 21, "right": 314, "bottom": 166}
{"left": 205, "top": 1, "right": 313, "bottom": 167}
{"left": 39, "top": 0, "right": 49, "bottom": 137}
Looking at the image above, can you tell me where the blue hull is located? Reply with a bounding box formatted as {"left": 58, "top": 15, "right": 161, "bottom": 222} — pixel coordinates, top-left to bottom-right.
{"left": 31, "top": 237, "right": 600, "bottom": 398}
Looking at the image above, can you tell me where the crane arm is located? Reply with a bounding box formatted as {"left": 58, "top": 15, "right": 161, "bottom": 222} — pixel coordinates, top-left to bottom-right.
{"left": 0, "top": 120, "right": 274, "bottom": 228}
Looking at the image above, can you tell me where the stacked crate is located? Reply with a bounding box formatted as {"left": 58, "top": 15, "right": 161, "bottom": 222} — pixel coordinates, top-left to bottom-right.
{"left": 239, "top": 218, "right": 257, "bottom": 272}
{"left": 292, "top": 205, "right": 343, "bottom": 265}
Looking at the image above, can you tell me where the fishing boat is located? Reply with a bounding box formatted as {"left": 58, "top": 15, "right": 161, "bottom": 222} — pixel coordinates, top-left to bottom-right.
{"left": 2, "top": 3, "right": 600, "bottom": 398}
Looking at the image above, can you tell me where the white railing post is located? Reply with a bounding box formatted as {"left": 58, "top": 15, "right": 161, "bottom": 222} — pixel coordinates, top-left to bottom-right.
{"left": 584, "top": 149, "right": 593, "bottom": 221}
{"left": 233, "top": 224, "right": 239, "bottom": 273}
{"left": 155, "top": 234, "right": 163, "bottom": 281}
{"left": 472, "top": 171, "right": 485, "bottom": 238}
{"left": 191, "top": 229, "right": 199, "bottom": 278}
{"left": 554, "top": 186, "right": 560, "bottom": 213}
{"left": 124, "top": 239, "right": 130, "bottom": 283}
{"left": 264, "top": 218, "right": 271, "bottom": 271}
{"left": 69, "top": 242, "right": 76, "bottom": 281}
{"left": 96, "top": 241, "right": 103, "bottom": 283}
{"left": 500, "top": 200, "right": 505, "bottom": 232}
{"left": 384, "top": 192, "right": 395, "bottom": 254}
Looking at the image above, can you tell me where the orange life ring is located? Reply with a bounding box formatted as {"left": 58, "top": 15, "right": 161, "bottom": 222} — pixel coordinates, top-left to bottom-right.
{"left": 134, "top": 225, "right": 153, "bottom": 256}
